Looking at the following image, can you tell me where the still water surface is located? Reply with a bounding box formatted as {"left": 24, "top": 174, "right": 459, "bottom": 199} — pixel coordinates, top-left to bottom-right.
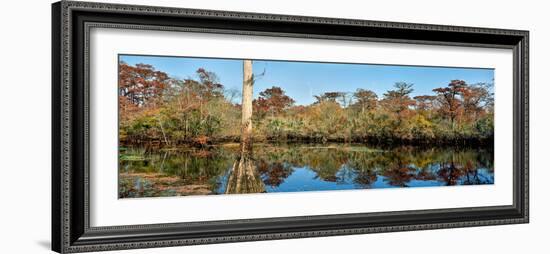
{"left": 119, "top": 143, "right": 494, "bottom": 198}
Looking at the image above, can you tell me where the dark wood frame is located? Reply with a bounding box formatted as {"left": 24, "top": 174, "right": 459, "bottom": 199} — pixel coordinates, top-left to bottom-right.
{"left": 52, "top": 1, "right": 529, "bottom": 253}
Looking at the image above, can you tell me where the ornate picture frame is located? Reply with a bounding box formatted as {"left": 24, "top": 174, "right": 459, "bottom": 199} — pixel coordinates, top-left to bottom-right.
{"left": 52, "top": 1, "right": 528, "bottom": 253}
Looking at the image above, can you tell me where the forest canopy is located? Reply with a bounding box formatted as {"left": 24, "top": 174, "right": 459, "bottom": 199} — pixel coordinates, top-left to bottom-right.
{"left": 118, "top": 61, "right": 494, "bottom": 146}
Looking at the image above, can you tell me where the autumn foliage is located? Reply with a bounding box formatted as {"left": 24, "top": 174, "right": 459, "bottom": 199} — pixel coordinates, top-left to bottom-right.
{"left": 119, "top": 62, "right": 494, "bottom": 146}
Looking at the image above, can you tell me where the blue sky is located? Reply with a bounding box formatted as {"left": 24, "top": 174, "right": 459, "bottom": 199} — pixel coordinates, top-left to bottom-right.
{"left": 120, "top": 54, "right": 494, "bottom": 106}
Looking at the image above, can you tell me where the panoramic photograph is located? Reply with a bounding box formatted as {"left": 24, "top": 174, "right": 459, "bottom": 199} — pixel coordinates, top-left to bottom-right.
{"left": 118, "top": 55, "right": 495, "bottom": 198}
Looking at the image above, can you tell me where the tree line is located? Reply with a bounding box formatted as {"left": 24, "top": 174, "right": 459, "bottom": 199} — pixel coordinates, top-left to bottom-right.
{"left": 118, "top": 61, "right": 494, "bottom": 146}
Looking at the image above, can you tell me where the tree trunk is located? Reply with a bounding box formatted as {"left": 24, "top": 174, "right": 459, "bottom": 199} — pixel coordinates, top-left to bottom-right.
{"left": 241, "top": 60, "right": 254, "bottom": 152}
{"left": 157, "top": 117, "right": 170, "bottom": 146}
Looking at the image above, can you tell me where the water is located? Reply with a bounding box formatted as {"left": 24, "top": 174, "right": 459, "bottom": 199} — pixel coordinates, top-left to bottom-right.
{"left": 119, "top": 143, "right": 494, "bottom": 198}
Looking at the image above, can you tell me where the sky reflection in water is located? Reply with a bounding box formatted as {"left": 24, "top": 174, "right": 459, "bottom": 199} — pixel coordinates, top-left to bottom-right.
{"left": 119, "top": 144, "right": 494, "bottom": 198}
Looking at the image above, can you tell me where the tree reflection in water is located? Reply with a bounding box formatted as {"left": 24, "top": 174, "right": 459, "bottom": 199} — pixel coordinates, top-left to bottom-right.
{"left": 225, "top": 152, "right": 265, "bottom": 194}
{"left": 256, "top": 160, "right": 294, "bottom": 187}
{"left": 119, "top": 143, "right": 494, "bottom": 198}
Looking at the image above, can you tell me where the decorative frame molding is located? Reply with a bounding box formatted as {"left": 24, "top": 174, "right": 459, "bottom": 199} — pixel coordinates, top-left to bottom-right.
{"left": 52, "top": 1, "right": 529, "bottom": 253}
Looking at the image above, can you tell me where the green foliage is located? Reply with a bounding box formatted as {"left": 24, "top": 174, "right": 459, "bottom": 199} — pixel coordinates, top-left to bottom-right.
{"left": 475, "top": 114, "right": 494, "bottom": 139}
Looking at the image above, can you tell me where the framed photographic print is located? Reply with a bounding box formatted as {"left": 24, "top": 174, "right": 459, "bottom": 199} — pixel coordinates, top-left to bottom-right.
{"left": 52, "top": 1, "right": 529, "bottom": 253}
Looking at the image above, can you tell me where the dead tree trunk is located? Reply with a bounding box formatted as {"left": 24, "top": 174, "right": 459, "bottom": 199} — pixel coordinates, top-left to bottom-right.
{"left": 241, "top": 59, "right": 254, "bottom": 152}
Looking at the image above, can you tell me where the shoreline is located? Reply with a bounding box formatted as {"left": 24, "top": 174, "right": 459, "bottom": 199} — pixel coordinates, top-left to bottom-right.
{"left": 119, "top": 138, "right": 494, "bottom": 150}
